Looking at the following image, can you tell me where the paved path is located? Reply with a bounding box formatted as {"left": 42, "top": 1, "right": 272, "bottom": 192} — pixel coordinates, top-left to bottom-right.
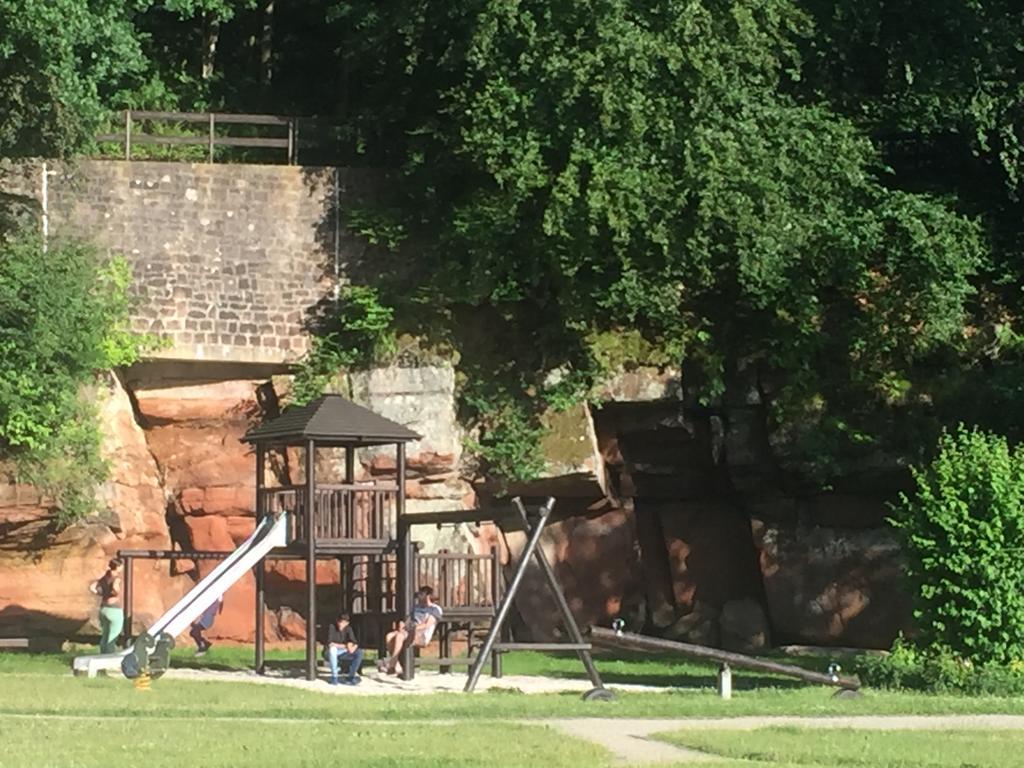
{"left": 541, "top": 715, "right": 1024, "bottom": 765}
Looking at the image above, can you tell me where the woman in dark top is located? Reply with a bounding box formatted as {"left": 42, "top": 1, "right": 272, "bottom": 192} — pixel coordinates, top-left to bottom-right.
{"left": 91, "top": 558, "right": 124, "bottom": 653}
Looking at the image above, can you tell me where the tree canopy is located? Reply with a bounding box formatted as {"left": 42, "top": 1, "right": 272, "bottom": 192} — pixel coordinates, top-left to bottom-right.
{"left": 2, "top": 0, "right": 1021, "bottom": 485}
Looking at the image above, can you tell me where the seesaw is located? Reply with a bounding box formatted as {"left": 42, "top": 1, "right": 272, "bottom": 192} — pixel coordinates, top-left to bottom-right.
{"left": 589, "top": 624, "right": 862, "bottom": 698}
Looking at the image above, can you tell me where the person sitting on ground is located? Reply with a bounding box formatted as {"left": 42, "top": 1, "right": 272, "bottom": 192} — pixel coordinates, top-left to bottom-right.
{"left": 89, "top": 558, "right": 124, "bottom": 654}
{"left": 378, "top": 585, "right": 444, "bottom": 676}
{"left": 326, "top": 613, "right": 364, "bottom": 686}
{"left": 189, "top": 594, "right": 223, "bottom": 656}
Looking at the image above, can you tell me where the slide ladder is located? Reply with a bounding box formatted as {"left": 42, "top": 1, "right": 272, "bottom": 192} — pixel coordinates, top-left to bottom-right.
{"left": 73, "top": 513, "right": 288, "bottom": 679}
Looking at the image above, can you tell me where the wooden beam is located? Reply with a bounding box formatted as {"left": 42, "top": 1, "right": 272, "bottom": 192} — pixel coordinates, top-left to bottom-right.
{"left": 589, "top": 627, "right": 861, "bottom": 690}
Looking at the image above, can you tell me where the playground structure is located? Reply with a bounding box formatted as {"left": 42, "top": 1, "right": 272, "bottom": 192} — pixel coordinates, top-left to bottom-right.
{"left": 72, "top": 393, "right": 855, "bottom": 701}
{"left": 74, "top": 395, "right": 607, "bottom": 695}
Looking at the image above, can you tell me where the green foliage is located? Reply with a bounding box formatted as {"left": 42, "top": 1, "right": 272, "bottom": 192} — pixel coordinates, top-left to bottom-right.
{"left": 0, "top": 228, "right": 155, "bottom": 525}
{"left": 856, "top": 638, "right": 1024, "bottom": 696}
{"left": 891, "top": 427, "right": 1024, "bottom": 665}
{"left": 291, "top": 286, "right": 395, "bottom": 405}
{"left": 462, "top": 379, "right": 547, "bottom": 485}
{"left": 320, "top": 0, "right": 984, "bottom": 482}
{"left": 0, "top": 0, "right": 147, "bottom": 157}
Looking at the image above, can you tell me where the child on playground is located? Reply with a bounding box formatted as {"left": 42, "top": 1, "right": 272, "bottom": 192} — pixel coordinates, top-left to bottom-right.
{"left": 326, "top": 613, "right": 364, "bottom": 685}
{"left": 378, "top": 585, "right": 443, "bottom": 676}
{"left": 190, "top": 595, "right": 223, "bottom": 656}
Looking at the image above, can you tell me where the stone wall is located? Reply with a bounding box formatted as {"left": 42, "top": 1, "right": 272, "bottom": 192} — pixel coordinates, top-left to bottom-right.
{"left": 1, "top": 160, "right": 373, "bottom": 364}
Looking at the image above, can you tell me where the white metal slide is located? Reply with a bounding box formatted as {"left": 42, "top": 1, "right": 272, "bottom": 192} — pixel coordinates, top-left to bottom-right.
{"left": 72, "top": 513, "right": 288, "bottom": 678}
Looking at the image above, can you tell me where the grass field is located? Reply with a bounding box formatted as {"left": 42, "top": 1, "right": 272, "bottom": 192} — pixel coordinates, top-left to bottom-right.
{"left": 3, "top": 649, "right": 1024, "bottom": 767}
{"left": 657, "top": 727, "right": 1024, "bottom": 767}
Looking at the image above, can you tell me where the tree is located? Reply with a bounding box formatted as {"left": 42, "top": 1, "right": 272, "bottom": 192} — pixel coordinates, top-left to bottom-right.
{"left": 319, "top": 0, "right": 983, "bottom": 480}
{"left": 0, "top": 0, "right": 147, "bottom": 156}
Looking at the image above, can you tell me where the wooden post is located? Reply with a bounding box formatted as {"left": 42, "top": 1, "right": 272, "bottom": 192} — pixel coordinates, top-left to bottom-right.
{"left": 396, "top": 442, "right": 413, "bottom": 680}
{"left": 489, "top": 547, "right": 501, "bottom": 679}
{"left": 255, "top": 443, "right": 266, "bottom": 674}
{"left": 122, "top": 556, "right": 134, "bottom": 645}
{"left": 718, "top": 662, "right": 732, "bottom": 700}
{"left": 305, "top": 439, "right": 317, "bottom": 681}
{"left": 124, "top": 110, "right": 132, "bottom": 160}
{"left": 208, "top": 112, "right": 215, "bottom": 163}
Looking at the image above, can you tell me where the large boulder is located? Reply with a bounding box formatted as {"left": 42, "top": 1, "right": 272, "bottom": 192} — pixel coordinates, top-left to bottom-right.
{"left": 502, "top": 503, "right": 645, "bottom": 640}
{"left": 751, "top": 520, "right": 912, "bottom": 648}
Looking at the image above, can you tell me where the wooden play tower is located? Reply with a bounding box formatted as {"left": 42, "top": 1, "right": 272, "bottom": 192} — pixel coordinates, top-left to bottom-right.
{"left": 242, "top": 394, "right": 420, "bottom": 681}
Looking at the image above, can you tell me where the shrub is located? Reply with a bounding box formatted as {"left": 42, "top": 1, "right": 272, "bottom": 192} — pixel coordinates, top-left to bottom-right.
{"left": 855, "top": 638, "right": 1024, "bottom": 696}
{"left": 891, "top": 426, "right": 1024, "bottom": 665}
{"left": 291, "top": 285, "right": 396, "bottom": 405}
{"left": 0, "top": 228, "right": 156, "bottom": 525}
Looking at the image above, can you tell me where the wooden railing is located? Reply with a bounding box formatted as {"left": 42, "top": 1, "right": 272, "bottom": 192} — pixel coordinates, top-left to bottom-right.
{"left": 340, "top": 549, "right": 501, "bottom": 617}
{"left": 260, "top": 482, "right": 397, "bottom": 544}
{"left": 417, "top": 551, "right": 500, "bottom": 610}
{"left": 96, "top": 110, "right": 298, "bottom": 164}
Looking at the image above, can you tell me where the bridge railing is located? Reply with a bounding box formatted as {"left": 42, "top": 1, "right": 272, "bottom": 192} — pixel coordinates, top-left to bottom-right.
{"left": 96, "top": 110, "right": 297, "bottom": 164}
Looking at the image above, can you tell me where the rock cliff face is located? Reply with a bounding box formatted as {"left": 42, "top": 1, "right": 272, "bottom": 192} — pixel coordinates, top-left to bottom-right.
{"left": 0, "top": 361, "right": 911, "bottom": 651}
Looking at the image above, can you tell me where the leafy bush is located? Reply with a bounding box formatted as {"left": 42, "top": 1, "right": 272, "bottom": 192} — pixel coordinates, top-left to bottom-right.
{"left": 0, "top": 229, "right": 155, "bottom": 525}
{"left": 855, "top": 638, "right": 1024, "bottom": 696}
{"left": 891, "top": 426, "right": 1024, "bottom": 665}
{"left": 291, "top": 285, "right": 396, "bottom": 405}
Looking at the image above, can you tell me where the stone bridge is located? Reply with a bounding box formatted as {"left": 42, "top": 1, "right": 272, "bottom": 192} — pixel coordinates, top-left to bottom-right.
{"left": 1, "top": 160, "right": 371, "bottom": 365}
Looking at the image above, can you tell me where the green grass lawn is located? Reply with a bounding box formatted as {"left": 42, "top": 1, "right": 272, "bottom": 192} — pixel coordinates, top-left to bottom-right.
{"left": 657, "top": 727, "right": 1024, "bottom": 767}
{"left": 3, "top": 650, "right": 1024, "bottom": 767}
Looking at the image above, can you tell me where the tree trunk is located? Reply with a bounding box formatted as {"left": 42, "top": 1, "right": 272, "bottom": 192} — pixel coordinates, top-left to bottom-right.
{"left": 201, "top": 11, "right": 221, "bottom": 81}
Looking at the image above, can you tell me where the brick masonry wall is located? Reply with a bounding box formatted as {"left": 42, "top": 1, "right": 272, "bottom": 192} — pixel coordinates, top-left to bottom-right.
{"left": 1, "top": 160, "right": 371, "bottom": 364}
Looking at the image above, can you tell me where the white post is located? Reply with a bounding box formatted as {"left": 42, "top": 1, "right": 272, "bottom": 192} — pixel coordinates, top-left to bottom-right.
{"left": 717, "top": 662, "right": 732, "bottom": 700}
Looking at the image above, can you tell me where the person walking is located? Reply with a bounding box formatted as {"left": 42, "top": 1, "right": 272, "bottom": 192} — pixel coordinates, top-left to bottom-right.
{"left": 90, "top": 559, "right": 124, "bottom": 654}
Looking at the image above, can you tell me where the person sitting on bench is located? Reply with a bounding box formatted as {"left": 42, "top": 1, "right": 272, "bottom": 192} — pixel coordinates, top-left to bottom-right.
{"left": 326, "top": 613, "right": 364, "bottom": 686}
{"left": 378, "top": 585, "right": 443, "bottom": 676}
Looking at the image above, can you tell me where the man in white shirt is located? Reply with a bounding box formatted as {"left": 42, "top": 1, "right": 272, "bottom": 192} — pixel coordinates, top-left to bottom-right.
{"left": 378, "top": 585, "right": 443, "bottom": 676}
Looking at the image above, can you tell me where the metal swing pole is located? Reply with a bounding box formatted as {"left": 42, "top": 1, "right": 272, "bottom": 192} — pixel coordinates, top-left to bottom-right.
{"left": 511, "top": 498, "right": 605, "bottom": 691}
{"left": 463, "top": 498, "right": 555, "bottom": 693}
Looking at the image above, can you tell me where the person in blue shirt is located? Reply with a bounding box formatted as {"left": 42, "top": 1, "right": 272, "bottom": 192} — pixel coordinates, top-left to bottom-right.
{"left": 326, "top": 613, "right": 364, "bottom": 685}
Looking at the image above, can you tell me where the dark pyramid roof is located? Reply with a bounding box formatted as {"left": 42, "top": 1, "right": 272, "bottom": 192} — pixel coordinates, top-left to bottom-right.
{"left": 242, "top": 394, "right": 421, "bottom": 445}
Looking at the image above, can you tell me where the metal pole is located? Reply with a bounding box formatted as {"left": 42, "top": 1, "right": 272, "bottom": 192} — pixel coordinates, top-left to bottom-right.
{"left": 305, "top": 439, "right": 317, "bottom": 681}
{"left": 464, "top": 500, "right": 553, "bottom": 693}
{"left": 255, "top": 443, "right": 266, "bottom": 674}
{"left": 125, "top": 110, "right": 132, "bottom": 160}
{"left": 513, "top": 498, "right": 605, "bottom": 690}
{"left": 287, "top": 119, "right": 295, "bottom": 165}
{"left": 396, "top": 442, "right": 413, "bottom": 680}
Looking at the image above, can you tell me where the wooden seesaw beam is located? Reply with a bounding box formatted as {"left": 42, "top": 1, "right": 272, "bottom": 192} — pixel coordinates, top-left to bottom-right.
{"left": 589, "top": 626, "right": 861, "bottom": 691}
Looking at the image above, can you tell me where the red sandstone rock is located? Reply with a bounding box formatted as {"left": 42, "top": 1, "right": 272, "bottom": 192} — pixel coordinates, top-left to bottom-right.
{"left": 656, "top": 500, "right": 763, "bottom": 611}
{"left": 503, "top": 504, "right": 645, "bottom": 641}
{"left": 751, "top": 520, "right": 911, "bottom": 648}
